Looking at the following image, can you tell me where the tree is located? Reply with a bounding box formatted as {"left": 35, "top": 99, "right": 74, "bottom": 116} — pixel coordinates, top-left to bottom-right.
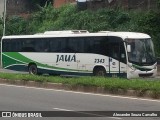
{"left": 0, "top": 18, "right": 3, "bottom": 37}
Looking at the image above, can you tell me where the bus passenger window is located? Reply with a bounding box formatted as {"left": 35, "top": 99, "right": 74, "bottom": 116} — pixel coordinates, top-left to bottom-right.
{"left": 21, "top": 47, "right": 36, "bottom": 52}
{"left": 112, "top": 45, "right": 119, "bottom": 59}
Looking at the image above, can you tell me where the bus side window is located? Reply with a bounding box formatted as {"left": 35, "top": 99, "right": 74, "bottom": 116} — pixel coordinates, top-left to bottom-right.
{"left": 49, "top": 38, "right": 65, "bottom": 52}
{"left": 2, "top": 40, "right": 9, "bottom": 52}
{"left": 120, "top": 42, "right": 126, "bottom": 63}
{"left": 112, "top": 44, "right": 119, "bottom": 59}
{"left": 68, "top": 37, "right": 84, "bottom": 53}
{"left": 108, "top": 36, "right": 126, "bottom": 63}
{"left": 21, "top": 39, "right": 36, "bottom": 52}
{"left": 21, "top": 47, "right": 36, "bottom": 52}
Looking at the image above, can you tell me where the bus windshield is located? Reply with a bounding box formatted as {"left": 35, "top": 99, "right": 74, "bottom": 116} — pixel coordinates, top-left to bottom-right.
{"left": 126, "top": 38, "right": 156, "bottom": 66}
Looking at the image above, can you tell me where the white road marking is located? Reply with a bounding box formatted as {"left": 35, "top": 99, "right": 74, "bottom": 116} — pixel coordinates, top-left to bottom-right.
{"left": 0, "top": 83, "right": 160, "bottom": 103}
{"left": 54, "top": 108, "right": 73, "bottom": 111}
{"left": 53, "top": 108, "right": 122, "bottom": 119}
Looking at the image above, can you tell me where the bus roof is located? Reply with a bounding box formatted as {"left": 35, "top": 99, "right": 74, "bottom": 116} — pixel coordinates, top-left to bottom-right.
{"left": 2, "top": 31, "right": 151, "bottom": 40}
{"left": 107, "top": 32, "right": 151, "bottom": 39}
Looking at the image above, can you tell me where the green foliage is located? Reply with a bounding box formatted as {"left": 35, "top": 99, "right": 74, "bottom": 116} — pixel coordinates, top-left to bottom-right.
{"left": 157, "top": 0, "right": 160, "bottom": 9}
{"left": 0, "top": 73, "right": 160, "bottom": 96}
{"left": 136, "top": 11, "right": 160, "bottom": 56}
{"left": 137, "top": 11, "right": 160, "bottom": 34}
{"left": 0, "top": 18, "right": 3, "bottom": 37}
{"left": 6, "top": 16, "right": 28, "bottom": 35}
{"left": 2, "top": 4, "right": 160, "bottom": 56}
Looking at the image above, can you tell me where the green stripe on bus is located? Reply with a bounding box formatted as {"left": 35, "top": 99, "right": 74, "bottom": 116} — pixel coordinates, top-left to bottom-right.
{"left": 3, "top": 52, "right": 90, "bottom": 73}
{"left": 2, "top": 54, "right": 25, "bottom": 67}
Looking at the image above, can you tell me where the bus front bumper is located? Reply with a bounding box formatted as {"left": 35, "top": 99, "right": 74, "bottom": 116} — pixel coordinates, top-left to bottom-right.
{"left": 127, "top": 67, "right": 157, "bottom": 79}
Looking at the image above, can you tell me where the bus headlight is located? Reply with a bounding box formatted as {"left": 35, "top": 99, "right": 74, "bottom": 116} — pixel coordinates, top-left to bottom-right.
{"left": 153, "top": 63, "right": 157, "bottom": 69}
{"left": 128, "top": 64, "right": 136, "bottom": 71}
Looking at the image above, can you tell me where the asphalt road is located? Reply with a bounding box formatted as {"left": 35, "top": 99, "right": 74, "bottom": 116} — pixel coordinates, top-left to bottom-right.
{"left": 0, "top": 84, "right": 160, "bottom": 120}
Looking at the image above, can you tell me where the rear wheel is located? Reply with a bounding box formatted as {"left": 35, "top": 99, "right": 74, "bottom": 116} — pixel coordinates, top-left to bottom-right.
{"left": 28, "top": 64, "right": 38, "bottom": 75}
{"left": 93, "top": 67, "right": 106, "bottom": 76}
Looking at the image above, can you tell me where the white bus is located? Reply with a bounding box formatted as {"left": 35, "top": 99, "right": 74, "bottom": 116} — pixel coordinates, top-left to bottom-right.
{"left": 1, "top": 30, "right": 157, "bottom": 79}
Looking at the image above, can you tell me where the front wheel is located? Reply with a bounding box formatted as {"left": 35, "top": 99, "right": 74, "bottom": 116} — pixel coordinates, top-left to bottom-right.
{"left": 28, "top": 64, "right": 38, "bottom": 75}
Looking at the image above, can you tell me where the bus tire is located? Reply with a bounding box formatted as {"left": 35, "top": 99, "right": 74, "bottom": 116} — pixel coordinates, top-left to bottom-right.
{"left": 93, "top": 67, "right": 106, "bottom": 76}
{"left": 28, "top": 64, "right": 38, "bottom": 75}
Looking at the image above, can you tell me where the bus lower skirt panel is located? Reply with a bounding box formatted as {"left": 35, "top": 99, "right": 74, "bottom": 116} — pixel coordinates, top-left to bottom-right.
{"left": 5, "top": 65, "right": 127, "bottom": 78}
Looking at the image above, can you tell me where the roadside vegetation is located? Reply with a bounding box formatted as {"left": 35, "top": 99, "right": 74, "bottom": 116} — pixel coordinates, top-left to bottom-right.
{"left": 0, "top": 73, "right": 160, "bottom": 98}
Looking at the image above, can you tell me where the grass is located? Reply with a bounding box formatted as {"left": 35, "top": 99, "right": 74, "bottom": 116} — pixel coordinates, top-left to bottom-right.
{"left": 0, "top": 73, "right": 160, "bottom": 93}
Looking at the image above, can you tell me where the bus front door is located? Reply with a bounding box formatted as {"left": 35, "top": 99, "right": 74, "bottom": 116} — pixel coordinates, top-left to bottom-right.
{"left": 109, "top": 37, "right": 121, "bottom": 77}
{"left": 109, "top": 37, "right": 127, "bottom": 77}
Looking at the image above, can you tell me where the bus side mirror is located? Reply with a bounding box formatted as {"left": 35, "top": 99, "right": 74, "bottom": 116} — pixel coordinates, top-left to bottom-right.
{"left": 127, "top": 45, "right": 131, "bottom": 52}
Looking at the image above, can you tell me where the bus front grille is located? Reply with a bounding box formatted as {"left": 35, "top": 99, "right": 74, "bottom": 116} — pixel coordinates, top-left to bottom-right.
{"left": 139, "top": 73, "right": 153, "bottom": 77}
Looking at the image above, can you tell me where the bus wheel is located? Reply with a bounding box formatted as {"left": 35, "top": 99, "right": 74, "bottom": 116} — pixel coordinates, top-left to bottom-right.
{"left": 28, "top": 64, "right": 38, "bottom": 75}
{"left": 94, "top": 67, "right": 106, "bottom": 76}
